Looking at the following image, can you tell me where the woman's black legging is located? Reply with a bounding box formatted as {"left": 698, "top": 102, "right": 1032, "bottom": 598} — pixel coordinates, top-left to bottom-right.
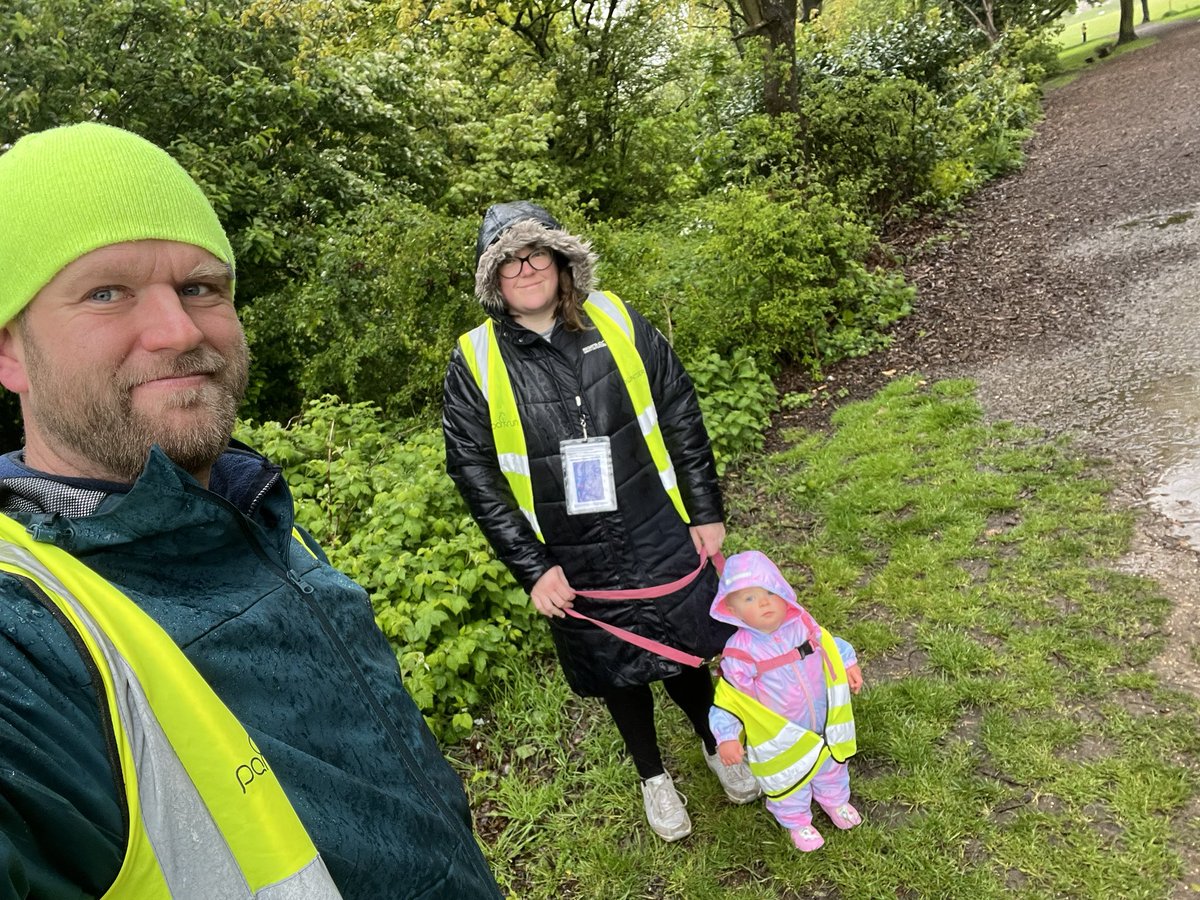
{"left": 601, "top": 666, "right": 718, "bottom": 780}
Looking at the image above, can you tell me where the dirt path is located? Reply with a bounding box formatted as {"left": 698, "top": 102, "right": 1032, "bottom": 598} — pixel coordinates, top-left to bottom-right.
{"left": 776, "top": 22, "right": 1200, "bottom": 891}
{"left": 781, "top": 18, "right": 1200, "bottom": 690}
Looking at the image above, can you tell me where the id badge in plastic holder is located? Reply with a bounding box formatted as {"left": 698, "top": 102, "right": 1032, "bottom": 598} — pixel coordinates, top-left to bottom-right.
{"left": 561, "top": 437, "right": 618, "bottom": 515}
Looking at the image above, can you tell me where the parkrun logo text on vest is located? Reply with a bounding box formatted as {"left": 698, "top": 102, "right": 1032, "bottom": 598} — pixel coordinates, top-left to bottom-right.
{"left": 235, "top": 736, "right": 271, "bottom": 793}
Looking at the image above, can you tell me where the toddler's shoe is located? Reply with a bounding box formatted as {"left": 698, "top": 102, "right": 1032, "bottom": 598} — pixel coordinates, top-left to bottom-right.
{"left": 790, "top": 825, "right": 825, "bottom": 852}
{"left": 821, "top": 801, "right": 862, "bottom": 830}
{"left": 640, "top": 772, "right": 692, "bottom": 842}
{"left": 702, "top": 744, "right": 762, "bottom": 804}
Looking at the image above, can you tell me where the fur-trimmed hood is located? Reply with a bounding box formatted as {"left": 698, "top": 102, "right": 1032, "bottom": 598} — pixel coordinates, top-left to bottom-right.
{"left": 474, "top": 201, "right": 598, "bottom": 315}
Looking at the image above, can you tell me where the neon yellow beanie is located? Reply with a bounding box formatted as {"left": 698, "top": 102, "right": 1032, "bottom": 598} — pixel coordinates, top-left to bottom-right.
{"left": 0, "top": 122, "right": 235, "bottom": 326}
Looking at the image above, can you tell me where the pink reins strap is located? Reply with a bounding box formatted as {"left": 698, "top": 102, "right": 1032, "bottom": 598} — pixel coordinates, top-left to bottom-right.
{"left": 563, "top": 551, "right": 726, "bottom": 668}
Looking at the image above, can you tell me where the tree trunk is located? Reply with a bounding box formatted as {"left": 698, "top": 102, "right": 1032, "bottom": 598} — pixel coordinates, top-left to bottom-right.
{"left": 1117, "top": 0, "right": 1138, "bottom": 43}
{"left": 737, "top": 0, "right": 799, "bottom": 117}
{"left": 1140, "top": 0, "right": 1151, "bottom": 22}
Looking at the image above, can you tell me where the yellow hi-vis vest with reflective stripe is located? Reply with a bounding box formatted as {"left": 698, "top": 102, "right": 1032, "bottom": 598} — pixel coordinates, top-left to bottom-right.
{"left": 458, "top": 290, "right": 689, "bottom": 541}
{"left": 713, "top": 628, "right": 857, "bottom": 800}
{"left": 0, "top": 514, "right": 342, "bottom": 900}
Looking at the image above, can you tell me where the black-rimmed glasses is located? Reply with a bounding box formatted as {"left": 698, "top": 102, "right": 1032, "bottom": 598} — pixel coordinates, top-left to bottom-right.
{"left": 499, "top": 248, "right": 554, "bottom": 279}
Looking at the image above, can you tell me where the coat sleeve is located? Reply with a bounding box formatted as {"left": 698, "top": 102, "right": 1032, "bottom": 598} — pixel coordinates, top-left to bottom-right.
{"left": 442, "top": 347, "right": 554, "bottom": 592}
{"left": 628, "top": 306, "right": 725, "bottom": 525}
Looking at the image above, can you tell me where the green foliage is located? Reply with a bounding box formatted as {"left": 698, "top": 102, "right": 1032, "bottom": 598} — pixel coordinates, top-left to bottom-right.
{"left": 597, "top": 185, "right": 913, "bottom": 371}
{"left": 236, "top": 396, "right": 546, "bottom": 741}
{"left": 687, "top": 348, "right": 779, "bottom": 474}
{"left": 471, "top": 378, "right": 1200, "bottom": 897}
{"left": 243, "top": 200, "right": 481, "bottom": 420}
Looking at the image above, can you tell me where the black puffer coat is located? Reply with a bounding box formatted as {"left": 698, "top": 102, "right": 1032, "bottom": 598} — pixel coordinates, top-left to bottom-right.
{"left": 443, "top": 302, "right": 735, "bottom": 696}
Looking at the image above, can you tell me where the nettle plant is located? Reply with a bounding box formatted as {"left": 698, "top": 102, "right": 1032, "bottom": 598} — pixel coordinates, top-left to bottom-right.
{"left": 237, "top": 397, "right": 543, "bottom": 742}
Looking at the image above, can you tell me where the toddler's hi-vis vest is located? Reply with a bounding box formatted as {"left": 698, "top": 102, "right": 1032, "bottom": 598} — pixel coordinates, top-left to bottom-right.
{"left": 458, "top": 290, "right": 689, "bottom": 540}
{"left": 713, "top": 628, "right": 857, "bottom": 800}
{"left": 0, "top": 514, "right": 341, "bottom": 899}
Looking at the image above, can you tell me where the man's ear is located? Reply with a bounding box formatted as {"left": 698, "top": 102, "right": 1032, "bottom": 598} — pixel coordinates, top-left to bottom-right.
{"left": 0, "top": 322, "right": 30, "bottom": 395}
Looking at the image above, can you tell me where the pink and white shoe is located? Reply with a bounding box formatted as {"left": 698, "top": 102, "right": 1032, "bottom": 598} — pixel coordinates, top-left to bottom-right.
{"left": 822, "top": 802, "right": 862, "bottom": 830}
{"left": 790, "top": 825, "right": 825, "bottom": 852}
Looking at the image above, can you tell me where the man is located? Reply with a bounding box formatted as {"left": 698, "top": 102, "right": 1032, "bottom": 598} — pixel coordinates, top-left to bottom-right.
{"left": 0, "top": 123, "right": 502, "bottom": 899}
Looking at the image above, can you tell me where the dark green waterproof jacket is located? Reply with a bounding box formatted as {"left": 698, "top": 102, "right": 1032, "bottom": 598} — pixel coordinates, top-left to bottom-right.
{"left": 0, "top": 445, "right": 500, "bottom": 900}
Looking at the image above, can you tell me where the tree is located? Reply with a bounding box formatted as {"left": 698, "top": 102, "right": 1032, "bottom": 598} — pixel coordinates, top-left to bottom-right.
{"left": 1117, "top": 0, "right": 1138, "bottom": 42}
{"left": 726, "top": 0, "right": 800, "bottom": 116}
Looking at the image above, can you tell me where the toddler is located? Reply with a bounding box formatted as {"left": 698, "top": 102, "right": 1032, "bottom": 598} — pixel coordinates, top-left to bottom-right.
{"left": 708, "top": 551, "right": 864, "bottom": 851}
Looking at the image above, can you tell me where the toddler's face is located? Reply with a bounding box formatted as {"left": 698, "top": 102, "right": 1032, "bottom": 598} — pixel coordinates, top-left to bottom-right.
{"left": 724, "top": 586, "right": 789, "bottom": 633}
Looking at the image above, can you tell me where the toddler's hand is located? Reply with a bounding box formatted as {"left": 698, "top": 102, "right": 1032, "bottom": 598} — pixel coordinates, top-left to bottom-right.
{"left": 717, "top": 740, "right": 744, "bottom": 766}
{"left": 846, "top": 662, "right": 864, "bottom": 695}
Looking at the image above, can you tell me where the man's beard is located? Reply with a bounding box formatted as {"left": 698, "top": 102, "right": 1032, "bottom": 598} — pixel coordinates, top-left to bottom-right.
{"left": 22, "top": 333, "right": 250, "bottom": 482}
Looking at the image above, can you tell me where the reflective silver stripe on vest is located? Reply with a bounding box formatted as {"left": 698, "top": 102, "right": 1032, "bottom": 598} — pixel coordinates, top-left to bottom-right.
{"left": 828, "top": 683, "right": 851, "bottom": 707}
{"left": 746, "top": 720, "right": 811, "bottom": 763}
{"left": 466, "top": 324, "right": 491, "bottom": 395}
{"left": 586, "top": 292, "right": 633, "bottom": 339}
{"left": 0, "top": 542, "right": 342, "bottom": 900}
{"left": 497, "top": 453, "right": 531, "bottom": 479}
{"left": 825, "top": 720, "right": 856, "bottom": 746}
{"left": 259, "top": 856, "right": 341, "bottom": 899}
{"left": 752, "top": 741, "right": 824, "bottom": 796}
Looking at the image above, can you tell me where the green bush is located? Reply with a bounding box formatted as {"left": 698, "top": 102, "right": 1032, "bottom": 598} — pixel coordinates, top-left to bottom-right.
{"left": 688, "top": 348, "right": 778, "bottom": 475}
{"left": 243, "top": 200, "right": 481, "bottom": 421}
{"left": 237, "top": 396, "right": 544, "bottom": 742}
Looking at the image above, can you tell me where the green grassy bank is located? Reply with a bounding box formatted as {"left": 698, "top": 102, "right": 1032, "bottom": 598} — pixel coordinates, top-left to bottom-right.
{"left": 461, "top": 378, "right": 1200, "bottom": 898}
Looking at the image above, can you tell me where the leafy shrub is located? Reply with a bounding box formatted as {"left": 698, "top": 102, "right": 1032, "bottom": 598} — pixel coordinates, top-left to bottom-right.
{"left": 687, "top": 348, "right": 778, "bottom": 475}
{"left": 601, "top": 184, "right": 913, "bottom": 373}
{"left": 237, "top": 396, "right": 544, "bottom": 741}
{"left": 243, "top": 200, "right": 481, "bottom": 422}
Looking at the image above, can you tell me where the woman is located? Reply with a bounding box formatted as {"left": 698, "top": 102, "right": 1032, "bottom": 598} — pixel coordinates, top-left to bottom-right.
{"left": 443, "top": 201, "right": 760, "bottom": 841}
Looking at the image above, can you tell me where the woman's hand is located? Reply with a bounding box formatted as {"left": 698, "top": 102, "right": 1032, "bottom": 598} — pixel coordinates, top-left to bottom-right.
{"left": 689, "top": 521, "right": 727, "bottom": 560}
{"left": 846, "top": 663, "right": 864, "bottom": 695}
{"left": 530, "top": 566, "right": 576, "bottom": 618}
{"left": 717, "top": 740, "right": 744, "bottom": 766}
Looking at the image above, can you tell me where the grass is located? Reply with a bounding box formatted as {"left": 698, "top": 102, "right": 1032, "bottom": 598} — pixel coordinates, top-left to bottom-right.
{"left": 1046, "top": 0, "right": 1200, "bottom": 88}
{"left": 455, "top": 377, "right": 1200, "bottom": 898}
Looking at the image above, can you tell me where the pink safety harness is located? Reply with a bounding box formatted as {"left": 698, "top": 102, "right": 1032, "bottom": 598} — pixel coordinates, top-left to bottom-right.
{"left": 562, "top": 554, "right": 834, "bottom": 675}
{"left": 562, "top": 552, "right": 723, "bottom": 667}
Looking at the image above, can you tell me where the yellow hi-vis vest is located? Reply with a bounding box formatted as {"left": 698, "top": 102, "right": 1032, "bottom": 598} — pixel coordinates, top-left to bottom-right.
{"left": 458, "top": 290, "right": 689, "bottom": 541}
{"left": 713, "top": 628, "right": 857, "bottom": 800}
{"left": 0, "top": 514, "right": 342, "bottom": 899}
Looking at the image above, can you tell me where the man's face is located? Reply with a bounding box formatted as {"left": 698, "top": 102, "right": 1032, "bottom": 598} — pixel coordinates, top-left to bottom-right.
{"left": 0, "top": 240, "right": 250, "bottom": 484}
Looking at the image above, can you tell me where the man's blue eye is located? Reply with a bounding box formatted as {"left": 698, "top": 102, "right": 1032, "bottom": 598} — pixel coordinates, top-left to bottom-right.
{"left": 89, "top": 288, "right": 116, "bottom": 303}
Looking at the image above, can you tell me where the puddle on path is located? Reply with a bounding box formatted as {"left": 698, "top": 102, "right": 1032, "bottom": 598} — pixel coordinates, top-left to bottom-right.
{"left": 969, "top": 204, "right": 1200, "bottom": 547}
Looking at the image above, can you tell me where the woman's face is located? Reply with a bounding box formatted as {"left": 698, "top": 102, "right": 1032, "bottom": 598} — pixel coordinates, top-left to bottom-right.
{"left": 498, "top": 244, "right": 560, "bottom": 327}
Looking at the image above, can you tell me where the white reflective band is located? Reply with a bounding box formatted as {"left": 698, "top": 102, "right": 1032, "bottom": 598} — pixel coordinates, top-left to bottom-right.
{"left": 497, "top": 454, "right": 531, "bottom": 478}
{"left": 825, "top": 721, "right": 856, "bottom": 745}
{"left": 636, "top": 406, "right": 658, "bottom": 437}
{"left": 521, "top": 508, "right": 542, "bottom": 535}
{"left": 658, "top": 466, "right": 678, "bottom": 493}
{"left": 586, "top": 292, "right": 633, "bottom": 339}
{"left": 747, "top": 721, "right": 811, "bottom": 763}
{"left": 828, "top": 683, "right": 851, "bottom": 707}
{"left": 755, "top": 744, "right": 823, "bottom": 794}
{"left": 466, "top": 325, "right": 491, "bottom": 395}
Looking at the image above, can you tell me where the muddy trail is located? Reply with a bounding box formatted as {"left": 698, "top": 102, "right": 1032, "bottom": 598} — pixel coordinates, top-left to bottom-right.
{"left": 774, "top": 20, "right": 1200, "bottom": 890}
{"left": 780, "top": 18, "right": 1200, "bottom": 693}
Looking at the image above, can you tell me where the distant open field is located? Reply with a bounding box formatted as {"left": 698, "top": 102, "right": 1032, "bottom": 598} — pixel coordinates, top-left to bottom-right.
{"left": 1054, "top": 0, "right": 1200, "bottom": 47}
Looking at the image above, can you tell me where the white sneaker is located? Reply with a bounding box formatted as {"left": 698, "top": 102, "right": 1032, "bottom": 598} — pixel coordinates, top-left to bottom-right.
{"left": 703, "top": 745, "right": 762, "bottom": 804}
{"left": 641, "top": 772, "right": 692, "bottom": 841}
